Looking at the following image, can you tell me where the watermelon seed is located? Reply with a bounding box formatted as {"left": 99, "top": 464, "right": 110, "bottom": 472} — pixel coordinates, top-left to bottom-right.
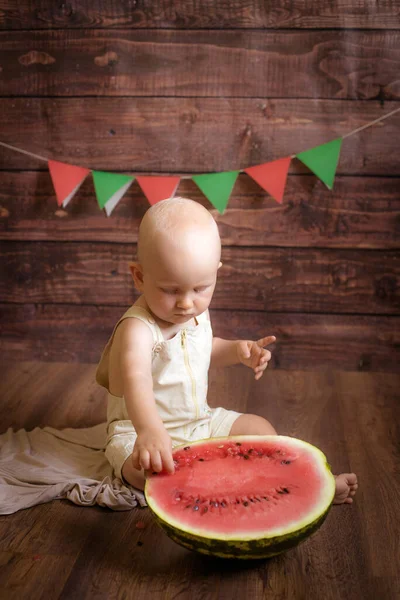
{"left": 193, "top": 505, "right": 199, "bottom": 511}
{"left": 248, "top": 449, "right": 254, "bottom": 453}
{"left": 281, "top": 460, "right": 291, "bottom": 465}
{"left": 185, "top": 505, "right": 191, "bottom": 509}
{"left": 250, "top": 498, "right": 255, "bottom": 502}
{"left": 263, "top": 496, "right": 269, "bottom": 501}
{"left": 195, "top": 498, "right": 200, "bottom": 503}
{"left": 202, "top": 507, "right": 208, "bottom": 514}
{"left": 183, "top": 446, "right": 190, "bottom": 451}
{"left": 212, "top": 501, "right": 219, "bottom": 507}
{"left": 198, "top": 458, "right": 205, "bottom": 462}
{"left": 283, "top": 487, "right": 290, "bottom": 494}
{"left": 243, "top": 501, "right": 249, "bottom": 507}
{"left": 236, "top": 442, "right": 242, "bottom": 446}
{"left": 220, "top": 501, "right": 226, "bottom": 508}
{"left": 243, "top": 454, "right": 250, "bottom": 460}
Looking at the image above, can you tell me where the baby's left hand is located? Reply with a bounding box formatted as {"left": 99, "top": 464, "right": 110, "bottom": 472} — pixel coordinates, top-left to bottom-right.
{"left": 236, "top": 336, "right": 276, "bottom": 380}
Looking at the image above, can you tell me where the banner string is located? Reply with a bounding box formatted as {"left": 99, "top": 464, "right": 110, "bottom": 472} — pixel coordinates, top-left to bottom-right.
{"left": 0, "top": 140, "right": 48, "bottom": 162}
{"left": 0, "top": 106, "right": 399, "bottom": 176}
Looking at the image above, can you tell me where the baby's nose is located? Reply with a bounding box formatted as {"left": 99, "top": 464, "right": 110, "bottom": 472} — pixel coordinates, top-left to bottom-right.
{"left": 176, "top": 294, "right": 193, "bottom": 309}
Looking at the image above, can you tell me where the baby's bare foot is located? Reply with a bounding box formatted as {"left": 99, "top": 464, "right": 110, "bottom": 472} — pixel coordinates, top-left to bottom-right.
{"left": 333, "top": 473, "right": 358, "bottom": 504}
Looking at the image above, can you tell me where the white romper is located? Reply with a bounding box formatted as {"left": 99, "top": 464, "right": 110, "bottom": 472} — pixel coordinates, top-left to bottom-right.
{"left": 96, "top": 305, "right": 242, "bottom": 480}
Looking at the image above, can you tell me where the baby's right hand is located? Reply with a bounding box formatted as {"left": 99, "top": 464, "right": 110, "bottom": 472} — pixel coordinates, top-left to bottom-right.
{"left": 132, "top": 426, "right": 175, "bottom": 474}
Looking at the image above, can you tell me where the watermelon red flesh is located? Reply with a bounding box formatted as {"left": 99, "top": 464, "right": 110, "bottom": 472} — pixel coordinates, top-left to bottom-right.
{"left": 145, "top": 436, "right": 335, "bottom": 540}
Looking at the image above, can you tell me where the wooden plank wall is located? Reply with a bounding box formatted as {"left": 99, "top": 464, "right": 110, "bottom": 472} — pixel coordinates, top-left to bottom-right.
{"left": 0, "top": 1, "right": 399, "bottom": 371}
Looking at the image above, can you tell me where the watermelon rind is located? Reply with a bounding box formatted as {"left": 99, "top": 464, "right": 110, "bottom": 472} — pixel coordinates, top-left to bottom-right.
{"left": 145, "top": 435, "right": 336, "bottom": 559}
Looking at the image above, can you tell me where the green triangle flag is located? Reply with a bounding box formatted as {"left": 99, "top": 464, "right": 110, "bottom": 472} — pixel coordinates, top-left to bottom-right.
{"left": 92, "top": 171, "right": 135, "bottom": 216}
{"left": 296, "top": 138, "right": 343, "bottom": 190}
{"left": 192, "top": 170, "right": 239, "bottom": 214}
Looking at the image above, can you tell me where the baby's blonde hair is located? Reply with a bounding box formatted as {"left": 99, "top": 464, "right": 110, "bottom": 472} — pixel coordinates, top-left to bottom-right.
{"left": 137, "top": 197, "right": 220, "bottom": 264}
{"left": 144, "top": 196, "right": 215, "bottom": 229}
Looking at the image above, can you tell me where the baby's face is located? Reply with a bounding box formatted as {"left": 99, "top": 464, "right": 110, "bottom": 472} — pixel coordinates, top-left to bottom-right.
{"left": 137, "top": 231, "right": 221, "bottom": 326}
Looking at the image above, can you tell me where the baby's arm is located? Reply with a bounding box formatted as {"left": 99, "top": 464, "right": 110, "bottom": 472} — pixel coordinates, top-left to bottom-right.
{"left": 207, "top": 312, "right": 276, "bottom": 379}
{"left": 119, "top": 318, "right": 174, "bottom": 474}
{"left": 210, "top": 337, "right": 242, "bottom": 368}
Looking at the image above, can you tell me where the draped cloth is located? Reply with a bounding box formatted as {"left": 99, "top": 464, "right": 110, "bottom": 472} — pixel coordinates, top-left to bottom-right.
{"left": 0, "top": 422, "right": 147, "bottom": 515}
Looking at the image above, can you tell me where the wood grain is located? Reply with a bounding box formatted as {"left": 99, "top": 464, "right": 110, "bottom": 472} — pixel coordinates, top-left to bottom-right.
{"left": 1, "top": 173, "right": 399, "bottom": 249}
{"left": 1, "top": 304, "right": 399, "bottom": 371}
{"left": 0, "top": 0, "right": 398, "bottom": 30}
{"left": 0, "top": 99, "right": 398, "bottom": 174}
{"left": 0, "top": 30, "right": 398, "bottom": 99}
{"left": 1, "top": 242, "right": 398, "bottom": 313}
{"left": 0, "top": 2, "right": 399, "bottom": 376}
{"left": 0, "top": 363, "right": 399, "bottom": 599}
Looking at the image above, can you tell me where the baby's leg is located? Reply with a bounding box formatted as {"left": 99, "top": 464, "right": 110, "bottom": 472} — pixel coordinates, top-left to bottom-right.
{"left": 105, "top": 421, "right": 145, "bottom": 488}
{"left": 121, "top": 454, "right": 145, "bottom": 490}
{"left": 228, "top": 413, "right": 277, "bottom": 436}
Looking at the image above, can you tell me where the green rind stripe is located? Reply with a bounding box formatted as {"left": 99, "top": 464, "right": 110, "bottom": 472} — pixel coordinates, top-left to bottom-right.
{"left": 152, "top": 504, "right": 332, "bottom": 559}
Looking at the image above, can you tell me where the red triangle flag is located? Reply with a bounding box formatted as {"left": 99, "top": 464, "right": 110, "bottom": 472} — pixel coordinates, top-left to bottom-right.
{"left": 48, "top": 160, "right": 91, "bottom": 207}
{"left": 136, "top": 176, "right": 181, "bottom": 206}
{"left": 244, "top": 157, "right": 291, "bottom": 204}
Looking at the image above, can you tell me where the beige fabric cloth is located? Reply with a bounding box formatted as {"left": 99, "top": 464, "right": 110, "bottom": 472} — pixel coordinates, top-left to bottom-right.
{"left": 0, "top": 422, "right": 146, "bottom": 515}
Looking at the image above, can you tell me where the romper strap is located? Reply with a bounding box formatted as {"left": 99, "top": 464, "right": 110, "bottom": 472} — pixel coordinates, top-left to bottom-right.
{"left": 122, "top": 305, "right": 164, "bottom": 344}
{"left": 195, "top": 310, "right": 210, "bottom": 324}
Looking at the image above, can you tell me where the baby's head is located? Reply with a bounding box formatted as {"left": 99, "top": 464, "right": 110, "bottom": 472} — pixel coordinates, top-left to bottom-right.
{"left": 130, "top": 197, "right": 222, "bottom": 325}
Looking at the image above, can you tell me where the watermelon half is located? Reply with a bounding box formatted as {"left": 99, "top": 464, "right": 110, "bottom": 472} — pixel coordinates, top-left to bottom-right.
{"left": 144, "top": 435, "right": 335, "bottom": 559}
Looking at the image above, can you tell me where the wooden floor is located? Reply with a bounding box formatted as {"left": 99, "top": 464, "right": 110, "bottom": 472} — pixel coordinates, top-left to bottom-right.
{"left": 0, "top": 362, "right": 399, "bottom": 600}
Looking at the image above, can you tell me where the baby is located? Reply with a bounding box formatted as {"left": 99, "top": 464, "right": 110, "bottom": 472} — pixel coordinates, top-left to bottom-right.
{"left": 96, "top": 197, "right": 357, "bottom": 504}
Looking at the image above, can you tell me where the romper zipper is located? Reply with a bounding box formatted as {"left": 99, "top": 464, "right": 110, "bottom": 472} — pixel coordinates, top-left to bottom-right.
{"left": 181, "top": 329, "right": 199, "bottom": 419}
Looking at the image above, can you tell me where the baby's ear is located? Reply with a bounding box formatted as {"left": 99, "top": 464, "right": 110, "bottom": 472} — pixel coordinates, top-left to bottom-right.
{"left": 129, "top": 262, "right": 144, "bottom": 290}
{"left": 128, "top": 261, "right": 137, "bottom": 278}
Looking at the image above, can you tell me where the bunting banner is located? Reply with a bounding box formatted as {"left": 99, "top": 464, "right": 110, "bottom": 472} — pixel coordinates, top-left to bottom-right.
{"left": 92, "top": 171, "right": 135, "bottom": 216}
{"left": 48, "top": 160, "right": 91, "bottom": 208}
{"left": 296, "top": 138, "right": 343, "bottom": 190}
{"left": 0, "top": 107, "right": 398, "bottom": 216}
{"left": 244, "top": 157, "right": 291, "bottom": 204}
{"left": 136, "top": 175, "right": 181, "bottom": 206}
{"left": 192, "top": 170, "right": 240, "bottom": 214}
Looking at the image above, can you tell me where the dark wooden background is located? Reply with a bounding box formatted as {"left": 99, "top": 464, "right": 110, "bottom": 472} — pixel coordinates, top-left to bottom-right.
{"left": 0, "top": 1, "right": 399, "bottom": 371}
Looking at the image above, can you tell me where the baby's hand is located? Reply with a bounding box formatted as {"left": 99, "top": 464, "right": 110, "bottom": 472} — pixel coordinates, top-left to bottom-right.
{"left": 236, "top": 335, "right": 276, "bottom": 380}
{"left": 132, "top": 426, "right": 175, "bottom": 474}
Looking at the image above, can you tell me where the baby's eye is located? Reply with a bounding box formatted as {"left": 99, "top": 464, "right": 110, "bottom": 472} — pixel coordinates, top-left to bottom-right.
{"left": 194, "top": 286, "right": 209, "bottom": 293}
{"left": 160, "top": 288, "right": 178, "bottom": 295}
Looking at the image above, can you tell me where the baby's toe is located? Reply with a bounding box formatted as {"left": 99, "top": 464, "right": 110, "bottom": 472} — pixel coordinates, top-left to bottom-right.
{"left": 347, "top": 473, "right": 358, "bottom": 485}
